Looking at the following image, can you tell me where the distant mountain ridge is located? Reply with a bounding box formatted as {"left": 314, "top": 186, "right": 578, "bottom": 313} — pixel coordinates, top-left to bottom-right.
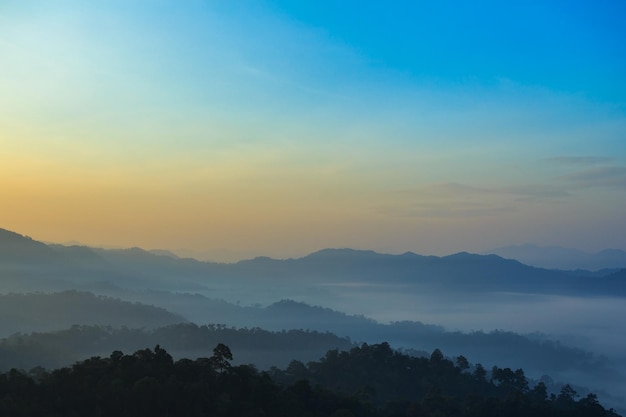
{"left": 1, "top": 227, "right": 625, "bottom": 297}
{"left": 0, "top": 228, "right": 59, "bottom": 264}
{"left": 0, "top": 292, "right": 620, "bottom": 397}
{"left": 486, "top": 243, "right": 626, "bottom": 270}
{"left": 2, "top": 227, "right": 626, "bottom": 410}
{"left": 0, "top": 291, "right": 186, "bottom": 337}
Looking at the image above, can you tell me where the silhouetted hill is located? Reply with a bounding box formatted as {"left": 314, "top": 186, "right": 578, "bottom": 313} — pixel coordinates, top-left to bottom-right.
{"left": 257, "top": 301, "right": 622, "bottom": 390}
{"left": 0, "top": 324, "right": 354, "bottom": 371}
{"left": 230, "top": 248, "right": 625, "bottom": 295}
{"left": 487, "top": 243, "right": 626, "bottom": 270}
{"left": 0, "top": 285, "right": 616, "bottom": 392}
{"left": 0, "top": 317, "right": 620, "bottom": 408}
{"left": 1, "top": 342, "right": 620, "bottom": 417}
{"left": 2, "top": 228, "right": 626, "bottom": 410}
{"left": 148, "top": 249, "right": 180, "bottom": 258}
{"left": 0, "top": 291, "right": 186, "bottom": 336}
{"left": 75, "top": 291, "right": 619, "bottom": 389}
{"left": 0, "top": 228, "right": 60, "bottom": 265}
{"left": 2, "top": 227, "right": 624, "bottom": 296}
{"left": 605, "top": 268, "right": 626, "bottom": 279}
{"left": 271, "top": 343, "right": 622, "bottom": 416}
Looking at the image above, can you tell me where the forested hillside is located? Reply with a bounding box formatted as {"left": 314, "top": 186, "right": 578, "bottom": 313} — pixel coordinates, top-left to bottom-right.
{"left": 1, "top": 295, "right": 617, "bottom": 391}
{"left": 2, "top": 228, "right": 626, "bottom": 411}
{"left": 0, "top": 291, "right": 185, "bottom": 336}
{"left": 0, "top": 324, "right": 354, "bottom": 371}
{"left": 0, "top": 343, "right": 619, "bottom": 417}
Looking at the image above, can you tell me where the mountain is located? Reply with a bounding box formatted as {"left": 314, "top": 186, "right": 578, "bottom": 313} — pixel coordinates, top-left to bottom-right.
{"left": 1, "top": 343, "right": 621, "bottom": 417}
{"left": 0, "top": 228, "right": 60, "bottom": 265}
{"left": 2, "top": 227, "right": 626, "bottom": 410}
{"left": 0, "top": 303, "right": 619, "bottom": 397}
{"left": 148, "top": 249, "right": 180, "bottom": 258}
{"left": 230, "top": 248, "right": 626, "bottom": 296}
{"left": 2, "top": 228, "right": 626, "bottom": 299}
{"left": 0, "top": 323, "right": 354, "bottom": 371}
{"left": 0, "top": 291, "right": 186, "bottom": 337}
{"left": 486, "top": 243, "right": 626, "bottom": 270}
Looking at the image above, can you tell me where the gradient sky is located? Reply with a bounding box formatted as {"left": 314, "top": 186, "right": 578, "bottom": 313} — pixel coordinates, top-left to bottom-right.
{"left": 1, "top": 0, "right": 625, "bottom": 260}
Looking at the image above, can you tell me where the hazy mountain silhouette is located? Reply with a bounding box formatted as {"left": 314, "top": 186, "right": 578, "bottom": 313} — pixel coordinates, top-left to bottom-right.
{"left": 0, "top": 323, "right": 355, "bottom": 372}
{"left": 0, "top": 228, "right": 60, "bottom": 265}
{"left": 2, "top": 228, "right": 625, "bottom": 298}
{"left": 2, "top": 227, "right": 626, "bottom": 410}
{"left": 486, "top": 243, "right": 626, "bottom": 270}
{"left": 0, "top": 291, "right": 186, "bottom": 337}
{"left": 0, "top": 293, "right": 620, "bottom": 400}
{"left": 148, "top": 249, "right": 180, "bottom": 258}
{"left": 231, "top": 248, "right": 625, "bottom": 296}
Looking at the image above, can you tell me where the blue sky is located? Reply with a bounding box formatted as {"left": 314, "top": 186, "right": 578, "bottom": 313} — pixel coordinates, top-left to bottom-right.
{"left": 1, "top": 0, "right": 625, "bottom": 259}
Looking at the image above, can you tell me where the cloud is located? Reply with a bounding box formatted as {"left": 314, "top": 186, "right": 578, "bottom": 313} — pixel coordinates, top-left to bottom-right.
{"left": 499, "top": 185, "right": 571, "bottom": 201}
{"left": 402, "top": 182, "right": 570, "bottom": 201}
{"left": 394, "top": 183, "right": 495, "bottom": 198}
{"left": 382, "top": 183, "right": 520, "bottom": 218}
{"left": 379, "top": 202, "right": 516, "bottom": 218}
{"left": 380, "top": 167, "right": 626, "bottom": 220}
{"left": 543, "top": 156, "right": 613, "bottom": 166}
{"left": 429, "top": 182, "right": 495, "bottom": 196}
{"left": 561, "top": 166, "right": 626, "bottom": 189}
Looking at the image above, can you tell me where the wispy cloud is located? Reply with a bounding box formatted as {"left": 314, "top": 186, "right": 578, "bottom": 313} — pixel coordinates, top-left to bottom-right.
{"left": 543, "top": 156, "right": 613, "bottom": 166}
{"left": 394, "top": 183, "right": 495, "bottom": 198}
{"left": 403, "top": 182, "right": 570, "bottom": 202}
{"left": 235, "top": 63, "right": 352, "bottom": 101}
{"left": 499, "top": 185, "right": 571, "bottom": 201}
{"left": 561, "top": 166, "right": 626, "bottom": 189}
{"left": 380, "top": 181, "right": 568, "bottom": 219}
{"left": 379, "top": 202, "right": 516, "bottom": 218}
{"left": 428, "top": 182, "right": 495, "bottom": 196}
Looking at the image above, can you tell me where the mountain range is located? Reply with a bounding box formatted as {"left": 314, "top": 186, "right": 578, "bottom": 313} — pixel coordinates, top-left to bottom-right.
{"left": 2, "top": 228, "right": 625, "bottom": 299}
{"left": 486, "top": 243, "right": 626, "bottom": 271}
{"left": 2, "top": 227, "right": 626, "bottom": 410}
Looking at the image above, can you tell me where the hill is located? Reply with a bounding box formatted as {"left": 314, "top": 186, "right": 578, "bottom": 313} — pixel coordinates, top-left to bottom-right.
{"left": 0, "top": 291, "right": 186, "bottom": 337}
{"left": 0, "top": 343, "right": 620, "bottom": 417}
{"left": 486, "top": 243, "right": 626, "bottom": 270}
{"left": 2, "top": 227, "right": 625, "bottom": 299}
{"left": 0, "top": 292, "right": 619, "bottom": 394}
{"left": 0, "top": 324, "right": 354, "bottom": 371}
{"left": 2, "top": 227, "right": 626, "bottom": 410}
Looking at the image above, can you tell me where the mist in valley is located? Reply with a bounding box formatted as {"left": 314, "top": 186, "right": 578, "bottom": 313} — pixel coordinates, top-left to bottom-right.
{"left": 2, "top": 228, "right": 626, "bottom": 411}
{"left": 165, "top": 281, "right": 626, "bottom": 409}
{"left": 3, "top": 2, "right": 625, "bottom": 414}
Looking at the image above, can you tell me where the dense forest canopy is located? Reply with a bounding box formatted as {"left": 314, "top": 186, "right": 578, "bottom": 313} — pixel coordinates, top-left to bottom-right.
{"left": 0, "top": 343, "right": 619, "bottom": 417}
{"left": 1, "top": 229, "right": 626, "bottom": 412}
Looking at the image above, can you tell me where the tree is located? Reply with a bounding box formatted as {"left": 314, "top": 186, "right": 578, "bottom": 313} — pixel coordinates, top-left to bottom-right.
{"left": 530, "top": 381, "right": 548, "bottom": 403}
{"left": 211, "top": 343, "right": 233, "bottom": 372}
{"left": 557, "top": 383, "right": 578, "bottom": 408}
{"left": 473, "top": 363, "right": 487, "bottom": 382}
{"left": 455, "top": 355, "right": 469, "bottom": 371}
{"left": 491, "top": 366, "right": 528, "bottom": 394}
{"left": 429, "top": 348, "right": 443, "bottom": 363}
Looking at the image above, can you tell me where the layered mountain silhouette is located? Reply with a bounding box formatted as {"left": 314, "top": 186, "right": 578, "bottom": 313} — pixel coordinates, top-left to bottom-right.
{"left": 2, "top": 227, "right": 626, "bottom": 410}
{"left": 2, "top": 228, "right": 624, "bottom": 297}
{"left": 487, "top": 243, "right": 626, "bottom": 270}
{"left": 0, "top": 292, "right": 620, "bottom": 395}
{"left": 0, "top": 291, "right": 185, "bottom": 336}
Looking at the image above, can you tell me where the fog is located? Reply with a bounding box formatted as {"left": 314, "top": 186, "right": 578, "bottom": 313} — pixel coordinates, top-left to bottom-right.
{"left": 311, "top": 288, "right": 626, "bottom": 353}
{"left": 173, "top": 282, "right": 626, "bottom": 410}
{"left": 2, "top": 228, "right": 626, "bottom": 412}
{"left": 188, "top": 280, "right": 626, "bottom": 358}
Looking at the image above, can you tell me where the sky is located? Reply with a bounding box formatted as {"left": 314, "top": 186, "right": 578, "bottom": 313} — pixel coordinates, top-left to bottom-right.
{"left": 1, "top": 0, "right": 625, "bottom": 260}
